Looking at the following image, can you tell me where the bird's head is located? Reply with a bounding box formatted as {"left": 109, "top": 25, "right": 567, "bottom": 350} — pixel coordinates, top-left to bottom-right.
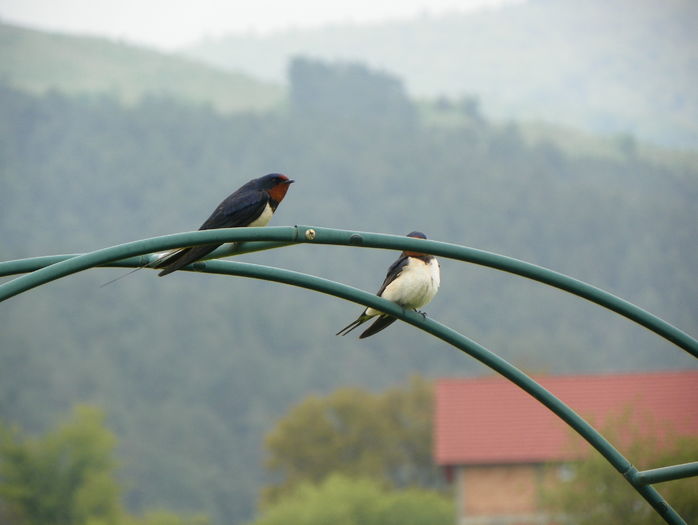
{"left": 259, "top": 173, "right": 294, "bottom": 203}
{"left": 403, "top": 231, "right": 429, "bottom": 257}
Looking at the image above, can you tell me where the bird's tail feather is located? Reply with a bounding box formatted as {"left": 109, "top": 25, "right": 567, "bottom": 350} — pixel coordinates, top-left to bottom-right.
{"left": 336, "top": 315, "right": 370, "bottom": 336}
{"left": 157, "top": 244, "right": 219, "bottom": 276}
{"left": 359, "top": 315, "right": 397, "bottom": 339}
{"left": 99, "top": 251, "right": 173, "bottom": 287}
{"left": 155, "top": 247, "right": 192, "bottom": 277}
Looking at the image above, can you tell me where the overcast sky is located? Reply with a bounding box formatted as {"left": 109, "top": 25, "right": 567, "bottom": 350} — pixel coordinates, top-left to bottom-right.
{"left": 0, "top": 0, "right": 519, "bottom": 50}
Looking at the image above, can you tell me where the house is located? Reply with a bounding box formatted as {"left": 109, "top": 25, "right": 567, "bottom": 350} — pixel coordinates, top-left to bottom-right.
{"left": 433, "top": 370, "right": 698, "bottom": 525}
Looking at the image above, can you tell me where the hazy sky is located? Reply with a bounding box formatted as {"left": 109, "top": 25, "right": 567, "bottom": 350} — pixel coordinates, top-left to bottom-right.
{"left": 0, "top": 0, "right": 518, "bottom": 50}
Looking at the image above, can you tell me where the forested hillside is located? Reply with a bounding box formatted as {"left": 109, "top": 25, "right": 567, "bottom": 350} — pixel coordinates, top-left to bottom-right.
{"left": 1, "top": 56, "right": 696, "bottom": 523}
{"left": 186, "top": 0, "right": 698, "bottom": 148}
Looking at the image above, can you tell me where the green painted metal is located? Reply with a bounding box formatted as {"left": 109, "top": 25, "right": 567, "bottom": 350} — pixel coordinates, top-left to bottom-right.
{"left": 633, "top": 462, "right": 698, "bottom": 485}
{"left": 1, "top": 225, "right": 696, "bottom": 524}
{"left": 1, "top": 226, "right": 696, "bottom": 360}
{"left": 0, "top": 229, "right": 299, "bottom": 301}
{"left": 0, "top": 240, "right": 292, "bottom": 278}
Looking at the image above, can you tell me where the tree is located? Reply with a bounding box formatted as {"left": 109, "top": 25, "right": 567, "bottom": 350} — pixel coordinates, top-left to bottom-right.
{"left": 262, "top": 376, "right": 445, "bottom": 504}
{"left": 288, "top": 56, "right": 416, "bottom": 123}
{"left": 252, "top": 474, "right": 452, "bottom": 525}
{"left": 541, "top": 410, "right": 698, "bottom": 525}
{"left": 0, "top": 405, "right": 122, "bottom": 525}
{"left": 378, "top": 376, "right": 443, "bottom": 488}
{"left": 0, "top": 406, "right": 209, "bottom": 525}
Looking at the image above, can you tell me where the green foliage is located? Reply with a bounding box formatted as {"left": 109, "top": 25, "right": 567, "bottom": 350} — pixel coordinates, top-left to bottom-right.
{"left": 251, "top": 474, "right": 452, "bottom": 525}
{"left": 123, "top": 511, "right": 209, "bottom": 525}
{"left": 0, "top": 407, "right": 210, "bottom": 525}
{"left": 262, "top": 377, "right": 442, "bottom": 504}
{"left": 288, "top": 57, "right": 415, "bottom": 123}
{"left": 541, "top": 412, "right": 698, "bottom": 524}
{"left": 0, "top": 405, "right": 122, "bottom": 525}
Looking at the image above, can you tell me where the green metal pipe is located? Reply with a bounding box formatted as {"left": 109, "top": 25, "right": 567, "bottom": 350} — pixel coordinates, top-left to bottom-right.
{"left": 0, "top": 228, "right": 301, "bottom": 301}
{"left": 0, "top": 240, "right": 292, "bottom": 278}
{"left": 294, "top": 226, "right": 698, "bottom": 358}
{"left": 633, "top": 462, "right": 698, "bottom": 485}
{"left": 1, "top": 225, "right": 695, "bottom": 360}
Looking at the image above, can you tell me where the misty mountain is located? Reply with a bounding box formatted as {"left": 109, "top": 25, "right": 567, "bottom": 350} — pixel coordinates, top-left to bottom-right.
{"left": 185, "top": 0, "right": 698, "bottom": 148}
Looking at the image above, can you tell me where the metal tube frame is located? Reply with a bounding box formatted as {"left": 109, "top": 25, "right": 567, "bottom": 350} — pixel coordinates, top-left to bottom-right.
{"left": 1, "top": 225, "right": 696, "bottom": 524}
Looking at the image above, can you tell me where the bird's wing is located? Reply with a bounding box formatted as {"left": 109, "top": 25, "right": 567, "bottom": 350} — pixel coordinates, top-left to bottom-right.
{"left": 359, "top": 315, "right": 398, "bottom": 338}
{"left": 156, "top": 244, "right": 220, "bottom": 276}
{"left": 336, "top": 314, "right": 371, "bottom": 336}
{"left": 375, "top": 255, "right": 409, "bottom": 297}
{"left": 336, "top": 256, "right": 409, "bottom": 336}
{"left": 157, "top": 191, "right": 270, "bottom": 276}
{"left": 198, "top": 190, "right": 269, "bottom": 230}
{"left": 349, "top": 256, "right": 408, "bottom": 337}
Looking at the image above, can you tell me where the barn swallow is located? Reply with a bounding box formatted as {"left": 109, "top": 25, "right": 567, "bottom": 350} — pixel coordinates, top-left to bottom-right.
{"left": 157, "top": 173, "right": 294, "bottom": 276}
{"left": 336, "top": 231, "right": 440, "bottom": 338}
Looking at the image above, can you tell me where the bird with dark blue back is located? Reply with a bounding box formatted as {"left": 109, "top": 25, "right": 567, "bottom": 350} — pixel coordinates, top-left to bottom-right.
{"left": 157, "top": 173, "right": 294, "bottom": 276}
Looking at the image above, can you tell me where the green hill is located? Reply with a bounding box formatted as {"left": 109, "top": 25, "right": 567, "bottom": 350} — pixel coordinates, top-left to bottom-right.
{"left": 0, "top": 21, "right": 283, "bottom": 113}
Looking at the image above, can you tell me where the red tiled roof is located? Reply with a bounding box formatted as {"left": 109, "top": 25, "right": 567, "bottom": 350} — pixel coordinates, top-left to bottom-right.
{"left": 434, "top": 370, "right": 698, "bottom": 465}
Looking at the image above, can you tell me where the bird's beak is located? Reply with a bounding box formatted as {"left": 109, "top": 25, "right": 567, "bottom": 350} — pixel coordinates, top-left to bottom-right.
{"left": 285, "top": 179, "right": 295, "bottom": 184}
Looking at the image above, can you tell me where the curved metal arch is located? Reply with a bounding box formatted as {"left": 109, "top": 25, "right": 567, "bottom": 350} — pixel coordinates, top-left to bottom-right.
{"left": 1, "top": 225, "right": 696, "bottom": 524}
{"left": 1, "top": 225, "right": 696, "bottom": 358}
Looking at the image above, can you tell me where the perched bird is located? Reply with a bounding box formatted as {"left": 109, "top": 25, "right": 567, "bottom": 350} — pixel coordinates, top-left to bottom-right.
{"left": 157, "top": 173, "right": 294, "bottom": 276}
{"left": 336, "top": 231, "right": 440, "bottom": 339}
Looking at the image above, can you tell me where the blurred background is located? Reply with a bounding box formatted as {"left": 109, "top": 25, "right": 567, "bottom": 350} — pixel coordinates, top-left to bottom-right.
{"left": 0, "top": 0, "right": 696, "bottom": 524}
